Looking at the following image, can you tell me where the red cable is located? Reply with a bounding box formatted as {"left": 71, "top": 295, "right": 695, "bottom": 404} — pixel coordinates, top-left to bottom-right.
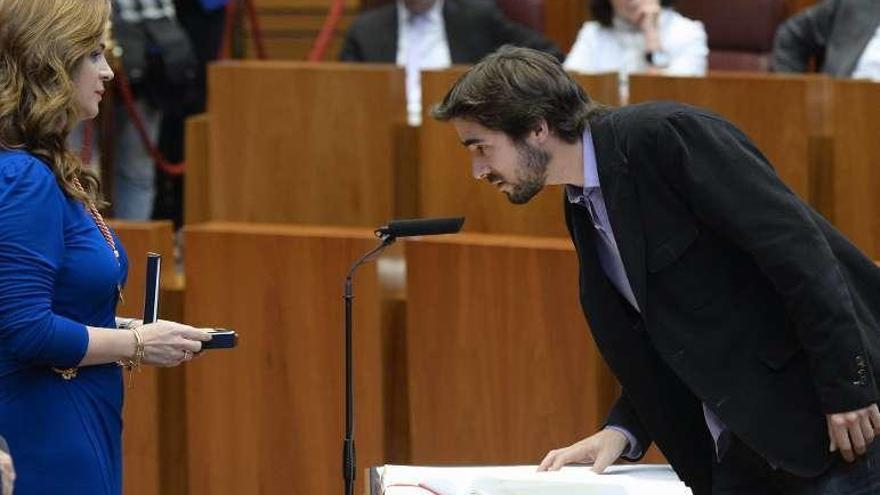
{"left": 244, "top": 0, "right": 267, "bottom": 60}
{"left": 218, "top": 0, "right": 267, "bottom": 60}
{"left": 218, "top": 0, "right": 238, "bottom": 60}
{"left": 114, "top": 70, "right": 186, "bottom": 176}
{"left": 307, "top": 0, "right": 346, "bottom": 62}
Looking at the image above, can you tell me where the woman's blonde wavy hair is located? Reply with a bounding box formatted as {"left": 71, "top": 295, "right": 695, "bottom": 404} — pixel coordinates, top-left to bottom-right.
{"left": 0, "top": 0, "right": 111, "bottom": 206}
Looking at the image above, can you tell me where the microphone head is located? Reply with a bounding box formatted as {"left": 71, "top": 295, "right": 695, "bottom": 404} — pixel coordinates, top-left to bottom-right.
{"left": 376, "top": 217, "right": 465, "bottom": 238}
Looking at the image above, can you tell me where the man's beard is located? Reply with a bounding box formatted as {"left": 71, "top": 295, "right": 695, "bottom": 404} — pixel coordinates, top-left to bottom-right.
{"left": 505, "top": 141, "right": 551, "bottom": 205}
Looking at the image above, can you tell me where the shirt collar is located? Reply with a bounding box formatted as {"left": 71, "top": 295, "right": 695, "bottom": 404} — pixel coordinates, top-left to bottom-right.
{"left": 566, "top": 128, "right": 599, "bottom": 205}
{"left": 398, "top": 0, "right": 444, "bottom": 24}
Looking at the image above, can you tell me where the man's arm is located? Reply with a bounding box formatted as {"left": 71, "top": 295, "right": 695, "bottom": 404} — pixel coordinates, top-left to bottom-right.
{"left": 656, "top": 109, "right": 878, "bottom": 406}
{"left": 654, "top": 110, "right": 880, "bottom": 461}
{"left": 604, "top": 392, "right": 651, "bottom": 461}
{"left": 338, "top": 27, "right": 365, "bottom": 62}
{"left": 772, "top": 0, "right": 840, "bottom": 73}
{"left": 538, "top": 391, "right": 650, "bottom": 472}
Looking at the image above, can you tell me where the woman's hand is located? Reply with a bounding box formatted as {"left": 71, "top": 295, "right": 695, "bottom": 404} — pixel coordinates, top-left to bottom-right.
{"left": 136, "top": 320, "right": 213, "bottom": 367}
{"left": 634, "top": 0, "right": 661, "bottom": 33}
{"left": 0, "top": 448, "right": 14, "bottom": 495}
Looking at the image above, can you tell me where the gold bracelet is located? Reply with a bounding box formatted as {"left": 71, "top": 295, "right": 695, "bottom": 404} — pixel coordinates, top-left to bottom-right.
{"left": 118, "top": 325, "right": 145, "bottom": 389}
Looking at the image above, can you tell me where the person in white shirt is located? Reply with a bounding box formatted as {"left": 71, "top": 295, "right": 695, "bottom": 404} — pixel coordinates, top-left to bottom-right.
{"left": 564, "top": 0, "right": 707, "bottom": 101}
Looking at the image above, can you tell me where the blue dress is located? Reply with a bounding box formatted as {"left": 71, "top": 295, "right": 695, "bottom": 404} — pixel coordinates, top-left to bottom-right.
{"left": 0, "top": 151, "right": 129, "bottom": 494}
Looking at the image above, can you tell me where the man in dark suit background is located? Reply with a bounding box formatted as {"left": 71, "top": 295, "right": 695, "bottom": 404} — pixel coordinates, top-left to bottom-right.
{"left": 432, "top": 46, "right": 880, "bottom": 494}
{"left": 772, "top": 0, "right": 880, "bottom": 79}
{"left": 339, "top": 0, "right": 560, "bottom": 64}
{"left": 340, "top": 0, "right": 560, "bottom": 124}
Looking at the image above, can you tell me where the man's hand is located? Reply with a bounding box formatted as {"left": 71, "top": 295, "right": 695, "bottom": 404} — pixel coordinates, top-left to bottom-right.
{"left": 827, "top": 403, "right": 880, "bottom": 462}
{"left": 537, "top": 428, "right": 629, "bottom": 474}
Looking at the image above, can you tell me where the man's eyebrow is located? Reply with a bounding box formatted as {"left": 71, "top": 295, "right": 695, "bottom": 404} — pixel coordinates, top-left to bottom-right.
{"left": 461, "top": 138, "right": 484, "bottom": 147}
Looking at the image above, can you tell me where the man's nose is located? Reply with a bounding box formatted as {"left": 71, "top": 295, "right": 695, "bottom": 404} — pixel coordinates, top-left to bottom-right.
{"left": 472, "top": 160, "right": 489, "bottom": 180}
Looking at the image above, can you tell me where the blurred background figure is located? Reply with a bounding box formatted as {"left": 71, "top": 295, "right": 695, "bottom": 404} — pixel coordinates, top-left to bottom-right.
{"left": 110, "top": 0, "right": 197, "bottom": 220}
{"left": 564, "top": 0, "right": 707, "bottom": 101}
{"left": 339, "top": 0, "right": 562, "bottom": 125}
{"left": 154, "top": 0, "right": 228, "bottom": 228}
{"left": 772, "top": 0, "right": 880, "bottom": 80}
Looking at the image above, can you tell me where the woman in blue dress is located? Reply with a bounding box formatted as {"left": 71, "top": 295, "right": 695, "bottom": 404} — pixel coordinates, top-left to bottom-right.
{"left": 0, "top": 1, "right": 213, "bottom": 493}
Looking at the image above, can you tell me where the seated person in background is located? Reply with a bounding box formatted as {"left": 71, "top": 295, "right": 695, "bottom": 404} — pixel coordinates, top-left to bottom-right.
{"left": 339, "top": 0, "right": 562, "bottom": 124}
{"left": 564, "top": 0, "right": 707, "bottom": 100}
{"left": 772, "top": 0, "right": 880, "bottom": 80}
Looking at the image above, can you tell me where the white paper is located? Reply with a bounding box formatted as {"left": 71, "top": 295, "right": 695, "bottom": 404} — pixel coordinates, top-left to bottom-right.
{"left": 378, "top": 464, "right": 693, "bottom": 495}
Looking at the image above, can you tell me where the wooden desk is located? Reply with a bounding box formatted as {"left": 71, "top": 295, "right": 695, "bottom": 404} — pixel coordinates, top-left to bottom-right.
{"left": 830, "top": 80, "right": 880, "bottom": 259}
{"left": 206, "top": 61, "right": 406, "bottom": 226}
{"left": 404, "top": 234, "right": 617, "bottom": 464}
{"left": 183, "top": 223, "right": 386, "bottom": 495}
{"left": 629, "top": 72, "right": 833, "bottom": 215}
{"left": 419, "top": 70, "right": 620, "bottom": 237}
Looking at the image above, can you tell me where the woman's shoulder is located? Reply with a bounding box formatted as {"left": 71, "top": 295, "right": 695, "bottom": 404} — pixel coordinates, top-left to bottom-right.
{"left": 661, "top": 8, "right": 706, "bottom": 33}
{"left": 0, "top": 150, "right": 64, "bottom": 205}
{"left": 574, "top": 20, "right": 605, "bottom": 38}
{"left": 0, "top": 149, "right": 57, "bottom": 185}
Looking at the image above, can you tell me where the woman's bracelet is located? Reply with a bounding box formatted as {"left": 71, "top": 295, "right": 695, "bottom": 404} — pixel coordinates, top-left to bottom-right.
{"left": 117, "top": 317, "right": 140, "bottom": 330}
{"left": 118, "top": 322, "right": 145, "bottom": 388}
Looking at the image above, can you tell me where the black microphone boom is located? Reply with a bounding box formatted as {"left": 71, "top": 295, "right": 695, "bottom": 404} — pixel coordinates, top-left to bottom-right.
{"left": 375, "top": 216, "right": 465, "bottom": 239}
{"left": 342, "top": 216, "right": 464, "bottom": 495}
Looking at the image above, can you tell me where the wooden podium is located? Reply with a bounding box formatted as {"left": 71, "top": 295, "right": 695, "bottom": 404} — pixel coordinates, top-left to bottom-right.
{"left": 404, "top": 233, "right": 618, "bottom": 464}
{"left": 183, "top": 223, "right": 386, "bottom": 495}
{"left": 205, "top": 61, "right": 406, "bottom": 226}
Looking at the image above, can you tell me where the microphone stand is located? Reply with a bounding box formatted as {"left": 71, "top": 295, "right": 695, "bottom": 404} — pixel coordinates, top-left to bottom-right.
{"left": 343, "top": 232, "right": 396, "bottom": 495}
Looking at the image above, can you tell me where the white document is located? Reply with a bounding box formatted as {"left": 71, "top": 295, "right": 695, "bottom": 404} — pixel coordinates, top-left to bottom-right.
{"left": 377, "top": 464, "right": 693, "bottom": 495}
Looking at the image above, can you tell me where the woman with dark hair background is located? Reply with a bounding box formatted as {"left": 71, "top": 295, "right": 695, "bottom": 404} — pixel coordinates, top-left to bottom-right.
{"left": 565, "top": 0, "right": 707, "bottom": 100}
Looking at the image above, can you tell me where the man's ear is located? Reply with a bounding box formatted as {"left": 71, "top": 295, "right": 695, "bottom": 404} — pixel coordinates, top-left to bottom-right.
{"left": 530, "top": 119, "right": 550, "bottom": 145}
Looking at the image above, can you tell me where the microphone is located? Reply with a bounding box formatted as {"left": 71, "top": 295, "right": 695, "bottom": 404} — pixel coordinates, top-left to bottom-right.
{"left": 342, "top": 216, "right": 464, "bottom": 495}
{"left": 375, "top": 217, "right": 465, "bottom": 239}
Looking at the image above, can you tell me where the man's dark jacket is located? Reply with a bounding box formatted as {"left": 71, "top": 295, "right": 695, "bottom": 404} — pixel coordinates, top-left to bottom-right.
{"left": 338, "top": 0, "right": 561, "bottom": 63}
{"left": 566, "top": 102, "right": 880, "bottom": 494}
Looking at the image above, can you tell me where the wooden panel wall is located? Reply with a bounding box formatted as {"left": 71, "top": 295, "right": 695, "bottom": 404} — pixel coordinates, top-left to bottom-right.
{"left": 184, "top": 114, "right": 212, "bottom": 226}
{"left": 831, "top": 81, "right": 880, "bottom": 260}
{"left": 207, "top": 62, "right": 406, "bottom": 226}
{"left": 543, "top": 0, "right": 590, "bottom": 53}
{"left": 238, "top": 0, "right": 359, "bottom": 60}
{"left": 419, "top": 69, "right": 620, "bottom": 237}
{"left": 405, "top": 234, "right": 618, "bottom": 464}
{"left": 786, "top": 0, "right": 819, "bottom": 14}
{"left": 183, "top": 223, "right": 385, "bottom": 495}
{"left": 629, "top": 73, "right": 832, "bottom": 214}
